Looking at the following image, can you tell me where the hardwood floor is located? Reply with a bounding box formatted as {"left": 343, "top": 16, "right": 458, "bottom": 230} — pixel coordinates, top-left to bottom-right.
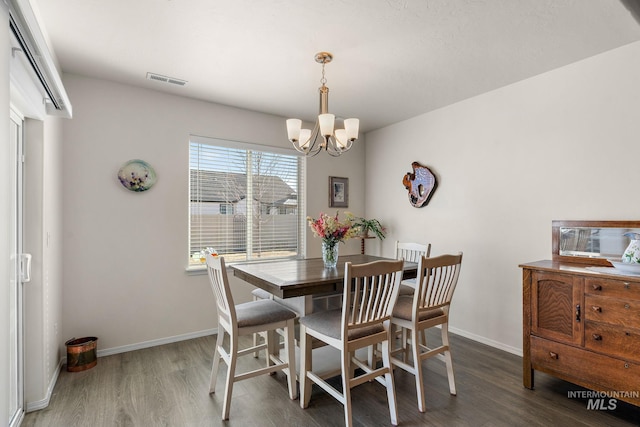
{"left": 23, "top": 330, "right": 640, "bottom": 426}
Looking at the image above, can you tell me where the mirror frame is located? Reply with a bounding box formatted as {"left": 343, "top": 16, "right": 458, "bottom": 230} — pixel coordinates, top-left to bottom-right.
{"left": 552, "top": 220, "right": 640, "bottom": 265}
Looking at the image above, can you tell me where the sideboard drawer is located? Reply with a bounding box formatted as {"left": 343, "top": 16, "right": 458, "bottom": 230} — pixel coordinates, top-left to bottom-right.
{"left": 530, "top": 336, "right": 640, "bottom": 403}
{"left": 585, "top": 277, "right": 640, "bottom": 300}
{"left": 585, "top": 321, "right": 640, "bottom": 363}
{"left": 584, "top": 295, "right": 640, "bottom": 329}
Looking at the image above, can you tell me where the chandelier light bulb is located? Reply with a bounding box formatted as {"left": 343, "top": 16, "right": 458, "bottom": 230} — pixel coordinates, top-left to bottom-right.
{"left": 299, "top": 129, "right": 312, "bottom": 148}
{"left": 318, "top": 113, "right": 335, "bottom": 137}
{"left": 335, "top": 129, "right": 348, "bottom": 148}
{"left": 286, "top": 118, "right": 302, "bottom": 142}
{"left": 344, "top": 118, "right": 360, "bottom": 141}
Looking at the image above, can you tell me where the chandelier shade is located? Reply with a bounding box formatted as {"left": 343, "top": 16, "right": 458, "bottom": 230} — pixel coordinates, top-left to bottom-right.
{"left": 286, "top": 52, "right": 359, "bottom": 157}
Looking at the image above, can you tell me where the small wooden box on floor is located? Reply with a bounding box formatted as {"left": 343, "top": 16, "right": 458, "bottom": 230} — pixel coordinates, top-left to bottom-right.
{"left": 521, "top": 220, "right": 640, "bottom": 407}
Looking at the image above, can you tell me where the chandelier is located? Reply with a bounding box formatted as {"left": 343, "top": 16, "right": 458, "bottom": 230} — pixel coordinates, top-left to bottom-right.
{"left": 286, "top": 52, "right": 360, "bottom": 157}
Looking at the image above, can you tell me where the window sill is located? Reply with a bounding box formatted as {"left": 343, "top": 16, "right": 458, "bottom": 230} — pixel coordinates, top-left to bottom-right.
{"left": 185, "top": 263, "right": 237, "bottom": 275}
{"left": 185, "top": 265, "right": 207, "bottom": 275}
{"left": 186, "top": 256, "right": 301, "bottom": 276}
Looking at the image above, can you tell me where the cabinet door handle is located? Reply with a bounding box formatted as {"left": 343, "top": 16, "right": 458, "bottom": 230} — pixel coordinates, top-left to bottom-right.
{"left": 592, "top": 334, "right": 602, "bottom": 341}
{"left": 549, "top": 352, "right": 558, "bottom": 359}
{"left": 576, "top": 304, "right": 581, "bottom": 322}
{"left": 592, "top": 284, "right": 602, "bottom": 291}
{"left": 591, "top": 306, "right": 602, "bottom": 313}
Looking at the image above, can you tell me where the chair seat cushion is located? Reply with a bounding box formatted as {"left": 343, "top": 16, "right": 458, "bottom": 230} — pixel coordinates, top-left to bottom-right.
{"left": 398, "top": 283, "right": 415, "bottom": 296}
{"left": 392, "top": 296, "right": 445, "bottom": 322}
{"left": 299, "top": 309, "right": 384, "bottom": 341}
{"left": 235, "top": 299, "right": 296, "bottom": 328}
{"left": 251, "top": 288, "right": 272, "bottom": 300}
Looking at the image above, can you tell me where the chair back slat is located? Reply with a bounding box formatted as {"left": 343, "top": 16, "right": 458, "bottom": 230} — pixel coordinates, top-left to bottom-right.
{"left": 343, "top": 260, "right": 404, "bottom": 335}
{"left": 206, "top": 255, "right": 236, "bottom": 324}
{"left": 396, "top": 241, "right": 432, "bottom": 263}
{"left": 416, "top": 253, "right": 463, "bottom": 313}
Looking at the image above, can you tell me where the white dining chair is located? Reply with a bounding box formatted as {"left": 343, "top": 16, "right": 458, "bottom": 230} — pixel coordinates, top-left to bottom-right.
{"left": 206, "top": 255, "right": 298, "bottom": 420}
{"left": 396, "top": 241, "right": 431, "bottom": 294}
{"left": 390, "top": 252, "right": 463, "bottom": 413}
{"left": 251, "top": 287, "right": 273, "bottom": 358}
{"left": 366, "top": 241, "right": 431, "bottom": 368}
{"left": 299, "top": 259, "right": 404, "bottom": 427}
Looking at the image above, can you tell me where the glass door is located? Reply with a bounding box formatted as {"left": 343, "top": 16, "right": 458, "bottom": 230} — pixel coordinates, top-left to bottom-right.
{"left": 8, "top": 108, "right": 25, "bottom": 427}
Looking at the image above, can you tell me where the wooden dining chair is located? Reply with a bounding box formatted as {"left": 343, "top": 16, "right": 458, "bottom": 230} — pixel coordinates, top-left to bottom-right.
{"left": 369, "top": 241, "right": 430, "bottom": 368}
{"left": 206, "top": 255, "right": 298, "bottom": 420}
{"left": 390, "top": 252, "right": 463, "bottom": 413}
{"left": 299, "top": 259, "right": 404, "bottom": 427}
{"left": 395, "top": 241, "right": 431, "bottom": 294}
{"left": 251, "top": 287, "right": 273, "bottom": 358}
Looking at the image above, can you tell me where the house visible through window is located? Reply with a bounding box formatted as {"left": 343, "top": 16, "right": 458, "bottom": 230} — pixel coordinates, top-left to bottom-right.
{"left": 219, "top": 204, "right": 234, "bottom": 215}
{"left": 189, "top": 136, "right": 305, "bottom": 265}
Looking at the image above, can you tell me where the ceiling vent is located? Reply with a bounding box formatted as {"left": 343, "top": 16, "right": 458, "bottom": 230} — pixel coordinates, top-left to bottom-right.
{"left": 146, "top": 72, "right": 187, "bottom": 86}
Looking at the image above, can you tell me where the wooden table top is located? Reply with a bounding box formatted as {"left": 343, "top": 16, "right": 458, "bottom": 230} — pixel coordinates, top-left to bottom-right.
{"left": 231, "top": 254, "right": 417, "bottom": 299}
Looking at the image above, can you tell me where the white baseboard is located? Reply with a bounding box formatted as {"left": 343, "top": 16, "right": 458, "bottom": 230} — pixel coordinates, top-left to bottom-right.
{"left": 26, "top": 329, "right": 218, "bottom": 413}
{"left": 96, "top": 328, "right": 217, "bottom": 358}
{"left": 9, "top": 409, "right": 24, "bottom": 427}
{"left": 24, "top": 325, "right": 520, "bottom": 414}
{"left": 449, "top": 325, "right": 522, "bottom": 357}
{"left": 26, "top": 358, "right": 65, "bottom": 413}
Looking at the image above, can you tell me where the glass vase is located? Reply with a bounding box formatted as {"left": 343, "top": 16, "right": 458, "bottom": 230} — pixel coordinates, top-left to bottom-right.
{"left": 322, "top": 241, "right": 339, "bottom": 268}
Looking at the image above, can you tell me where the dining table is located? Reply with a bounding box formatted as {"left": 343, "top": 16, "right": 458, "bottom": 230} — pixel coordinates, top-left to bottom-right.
{"left": 232, "top": 254, "right": 418, "bottom": 375}
{"left": 231, "top": 254, "right": 417, "bottom": 316}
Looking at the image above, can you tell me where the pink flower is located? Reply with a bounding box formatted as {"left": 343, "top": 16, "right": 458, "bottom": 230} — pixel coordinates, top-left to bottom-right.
{"left": 307, "top": 211, "right": 357, "bottom": 245}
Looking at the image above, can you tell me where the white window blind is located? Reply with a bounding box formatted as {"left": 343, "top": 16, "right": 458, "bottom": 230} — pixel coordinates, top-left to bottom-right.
{"left": 189, "top": 136, "right": 305, "bottom": 265}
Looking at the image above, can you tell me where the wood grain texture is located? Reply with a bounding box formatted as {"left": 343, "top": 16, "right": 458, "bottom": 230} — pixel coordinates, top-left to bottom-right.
{"left": 530, "top": 336, "right": 640, "bottom": 406}
{"left": 529, "top": 269, "right": 584, "bottom": 347}
{"left": 585, "top": 320, "right": 640, "bottom": 362}
{"left": 232, "top": 255, "right": 417, "bottom": 299}
{"left": 22, "top": 331, "right": 640, "bottom": 427}
{"left": 524, "top": 261, "right": 640, "bottom": 411}
{"left": 537, "top": 279, "right": 573, "bottom": 336}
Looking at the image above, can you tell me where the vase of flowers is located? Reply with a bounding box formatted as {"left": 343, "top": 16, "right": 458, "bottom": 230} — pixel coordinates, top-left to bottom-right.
{"left": 321, "top": 241, "right": 340, "bottom": 268}
{"left": 308, "top": 212, "right": 357, "bottom": 268}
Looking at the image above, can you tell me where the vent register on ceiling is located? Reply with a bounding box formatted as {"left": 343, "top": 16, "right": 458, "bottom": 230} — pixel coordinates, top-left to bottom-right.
{"left": 8, "top": 0, "right": 72, "bottom": 118}
{"left": 146, "top": 72, "right": 187, "bottom": 87}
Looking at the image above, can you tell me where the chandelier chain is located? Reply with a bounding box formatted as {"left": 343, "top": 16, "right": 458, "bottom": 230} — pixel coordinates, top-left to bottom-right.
{"left": 320, "top": 62, "right": 327, "bottom": 86}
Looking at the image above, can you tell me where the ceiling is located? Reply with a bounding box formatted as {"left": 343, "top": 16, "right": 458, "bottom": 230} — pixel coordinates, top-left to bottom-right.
{"left": 32, "top": 0, "right": 640, "bottom": 132}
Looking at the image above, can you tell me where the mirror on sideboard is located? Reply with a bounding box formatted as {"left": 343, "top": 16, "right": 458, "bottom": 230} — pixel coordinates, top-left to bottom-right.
{"left": 552, "top": 220, "right": 640, "bottom": 266}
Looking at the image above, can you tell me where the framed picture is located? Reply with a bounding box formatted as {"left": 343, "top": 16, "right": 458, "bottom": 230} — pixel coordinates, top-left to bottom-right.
{"left": 329, "top": 176, "right": 349, "bottom": 208}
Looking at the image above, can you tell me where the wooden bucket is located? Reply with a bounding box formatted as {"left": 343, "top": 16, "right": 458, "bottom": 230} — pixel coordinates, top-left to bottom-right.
{"left": 65, "top": 337, "right": 98, "bottom": 372}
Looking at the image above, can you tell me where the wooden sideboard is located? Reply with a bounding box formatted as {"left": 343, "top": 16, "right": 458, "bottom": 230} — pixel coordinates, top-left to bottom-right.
{"left": 521, "top": 260, "right": 640, "bottom": 406}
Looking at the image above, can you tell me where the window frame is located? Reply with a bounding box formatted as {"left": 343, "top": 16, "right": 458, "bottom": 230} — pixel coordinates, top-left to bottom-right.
{"left": 187, "top": 135, "right": 306, "bottom": 271}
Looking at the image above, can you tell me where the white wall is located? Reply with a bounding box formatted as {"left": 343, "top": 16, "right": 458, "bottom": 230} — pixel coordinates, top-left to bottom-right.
{"left": 365, "top": 41, "right": 640, "bottom": 354}
{"left": 41, "top": 115, "right": 64, "bottom": 403}
{"left": 23, "top": 115, "right": 64, "bottom": 410}
{"left": 60, "top": 74, "right": 365, "bottom": 353}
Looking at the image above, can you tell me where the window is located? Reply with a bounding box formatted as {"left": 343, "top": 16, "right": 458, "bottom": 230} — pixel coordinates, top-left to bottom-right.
{"left": 189, "top": 136, "right": 305, "bottom": 266}
{"left": 219, "top": 204, "right": 234, "bottom": 215}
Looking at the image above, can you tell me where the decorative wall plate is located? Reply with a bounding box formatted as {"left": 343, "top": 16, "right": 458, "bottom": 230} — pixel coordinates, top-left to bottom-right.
{"left": 117, "top": 159, "right": 157, "bottom": 192}
{"left": 402, "top": 161, "right": 437, "bottom": 208}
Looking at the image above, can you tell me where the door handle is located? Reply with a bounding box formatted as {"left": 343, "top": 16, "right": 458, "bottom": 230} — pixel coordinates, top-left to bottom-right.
{"left": 20, "top": 253, "right": 32, "bottom": 282}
